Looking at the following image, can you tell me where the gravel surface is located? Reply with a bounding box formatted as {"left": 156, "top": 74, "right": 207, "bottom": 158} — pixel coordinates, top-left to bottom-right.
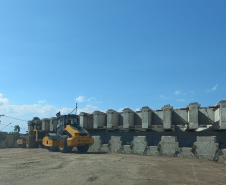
{"left": 0, "top": 148, "right": 226, "bottom": 185}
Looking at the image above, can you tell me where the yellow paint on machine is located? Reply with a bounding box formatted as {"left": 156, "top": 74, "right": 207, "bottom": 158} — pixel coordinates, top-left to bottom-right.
{"left": 42, "top": 136, "right": 58, "bottom": 147}
{"left": 17, "top": 139, "right": 25, "bottom": 145}
{"left": 67, "top": 137, "right": 94, "bottom": 146}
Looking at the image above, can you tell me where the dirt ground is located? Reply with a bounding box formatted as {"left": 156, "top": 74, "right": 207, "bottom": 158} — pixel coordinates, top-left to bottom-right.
{"left": 0, "top": 148, "right": 226, "bottom": 185}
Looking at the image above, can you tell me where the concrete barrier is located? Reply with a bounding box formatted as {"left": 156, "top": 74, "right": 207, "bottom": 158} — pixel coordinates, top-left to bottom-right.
{"left": 109, "top": 136, "right": 122, "bottom": 152}
{"left": 146, "top": 146, "right": 159, "bottom": 156}
{"left": 157, "top": 136, "right": 179, "bottom": 156}
{"left": 101, "top": 144, "right": 109, "bottom": 152}
{"left": 5, "top": 135, "right": 15, "bottom": 148}
{"left": 177, "top": 147, "right": 195, "bottom": 158}
{"left": 89, "top": 136, "right": 102, "bottom": 152}
{"left": 0, "top": 141, "right": 6, "bottom": 149}
{"left": 132, "top": 136, "right": 147, "bottom": 155}
{"left": 122, "top": 145, "right": 132, "bottom": 154}
{"left": 192, "top": 136, "right": 219, "bottom": 160}
{"left": 218, "top": 149, "right": 226, "bottom": 163}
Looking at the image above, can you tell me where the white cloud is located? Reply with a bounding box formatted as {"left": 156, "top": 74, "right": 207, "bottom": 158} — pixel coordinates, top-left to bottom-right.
{"left": 212, "top": 84, "right": 218, "bottom": 91}
{"left": 0, "top": 93, "right": 101, "bottom": 133}
{"left": 76, "top": 96, "right": 84, "bottom": 102}
{"left": 136, "top": 108, "right": 141, "bottom": 112}
{"left": 38, "top": 100, "right": 46, "bottom": 104}
{"left": 177, "top": 99, "right": 185, "bottom": 102}
{"left": 174, "top": 90, "right": 180, "bottom": 95}
{"left": 207, "top": 84, "right": 218, "bottom": 92}
{"left": 0, "top": 93, "right": 9, "bottom": 105}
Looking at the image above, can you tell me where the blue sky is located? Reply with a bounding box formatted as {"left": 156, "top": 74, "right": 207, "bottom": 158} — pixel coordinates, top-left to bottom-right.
{"left": 0, "top": 0, "right": 225, "bottom": 133}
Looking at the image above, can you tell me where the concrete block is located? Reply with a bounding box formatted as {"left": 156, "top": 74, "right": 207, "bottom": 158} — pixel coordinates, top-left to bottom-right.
{"left": 89, "top": 136, "right": 102, "bottom": 152}
{"left": 0, "top": 141, "right": 6, "bottom": 149}
{"left": 79, "top": 112, "right": 93, "bottom": 129}
{"left": 122, "top": 145, "right": 132, "bottom": 154}
{"left": 109, "top": 136, "right": 122, "bottom": 152}
{"left": 141, "top": 106, "right": 152, "bottom": 129}
{"left": 42, "top": 118, "right": 50, "bottom": 131}
{"left": 192, "top": 136, "right": 219, "bottom": 160}
{"left": 132, "top": 136, "right": 147, "bottom": 155}
{"left": 161, "top": 136, "right": 177, "bottom": 143}
{"left": 158, "top": 136, "right": 179, "bottom": 156}
{"left": 5, "top": 135, "right": 15, "bottom": 148}
{"left": 101, "top": 144, "right": 110, "bottom": 152}
{"left": 194, "top": 142, "right": 219, "bottom": 160}
{"left": 146, "top": 146, "right": 159, "bottom": 156}
{"left": 123, "top": 108, "right": 134, "bottom": 128}
{"left": 79, "top": 112, "right": 88, "bottom": 129}
{"left": 216, "top": 100, "right": 226, "bottom": 129}
{"left": 93, "top": 111, "right": 106, "bottom": 129}
{"left": 187, "top": 102, "right": 200, "bottom": 130}
{"left": 178, "top": 147, "right": 195, "bottom": 158}
{"left": 107, "top": 109, "right": 119, "bottom": 128}
{"left": 50, "top": 117, "right": 57, "bottom": 132}
{"left": 162, "top": 105, "right": 173, "bottom": 129}
{"left": 196, "top": 136, "right": 216, "bottom": 143}
{"left": 218, "top": 149, "right": 226, "bottom": 163}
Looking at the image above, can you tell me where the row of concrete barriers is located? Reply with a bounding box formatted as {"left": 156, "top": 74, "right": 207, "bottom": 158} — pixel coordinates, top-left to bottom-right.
{"left": 88, "top": 135, "right": 226, "bottom": 163}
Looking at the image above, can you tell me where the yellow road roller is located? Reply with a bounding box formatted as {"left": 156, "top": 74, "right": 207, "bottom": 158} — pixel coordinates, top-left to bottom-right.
{"left": 42, "top": 113, "right": 94, "bottom": 153}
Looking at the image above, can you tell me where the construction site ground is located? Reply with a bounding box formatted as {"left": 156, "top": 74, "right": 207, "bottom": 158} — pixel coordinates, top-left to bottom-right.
{"left": 0, "top": 148, "right": 226, "bottom": 185}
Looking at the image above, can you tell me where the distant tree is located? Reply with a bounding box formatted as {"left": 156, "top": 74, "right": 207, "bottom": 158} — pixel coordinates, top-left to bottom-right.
{"left": 32, "top": 117, "right": 40, "bottom": 121}
{"left": 14, "top": 125, "right": 20, "bottom": 133}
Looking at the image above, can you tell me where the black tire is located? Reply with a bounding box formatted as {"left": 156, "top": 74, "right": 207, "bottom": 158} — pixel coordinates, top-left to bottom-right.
{"left": 26, "top": 136, "right": 35, "bottom": 148}
{"left": 77, "top": 145, "right": 89, "bottom": 153}
{"left": 34, "top": 142, "right": 40, "bottom": 148}
{"left": 40, "top": 143, "right": 45, "bottom": 148}
{"left": 58, "top": 135, "right": 71, "bottom": 153}
{"left": 47, "top": 147, "right": 59, "bottom": 152}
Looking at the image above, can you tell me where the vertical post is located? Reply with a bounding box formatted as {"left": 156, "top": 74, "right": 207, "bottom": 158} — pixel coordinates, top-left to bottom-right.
{"left": 162, "top": 105, "right": 173, "bottom": 130}
{"left": 141, "top": 106, "right": 152, "bottom": 129}
{"left": 123, "top": 108, "right": 134, "bottom": 128}
{"left": 187, "top": 102, "right": 200, "bottom": 130}
{"left": 107, "top": 109, "right": 119, "bottom": 128}
{"left": 216, "top": 100, "right": 226, "bottom": 129}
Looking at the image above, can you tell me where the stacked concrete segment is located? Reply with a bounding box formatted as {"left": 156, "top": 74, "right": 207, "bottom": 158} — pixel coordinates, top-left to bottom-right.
{"left": 192, "top": 136, "right": 219, "bottom": 160}
{"left": 78, "top": 100, "right": 226, "bottom": 131}
{"left": 162, "top": 105, "right": 173, "bottom": 130}
{"left": 187, "top": 102, "right": 200, "bottom": 130}
{"left": 79, "top": 112, "right": 93, "bottom": 129}
{"left": 158, "top": 136, "right": 179, "bottom": 156}
{"left": 107, "top": 109, "right": 119, "bottom": 128}
{"left": 89, "top": 136, "right": 102, "bottom": 152}
{"left": 50, "top": 117, "right": 57, "bottom": 132}
{"left": 141, "top": 106, "right": 152, "bottom": 129}
{"left": 42, "top": 118, "right": 50, "bottom": 131}
{"left": 109, "top": 136, "right": 122, "bottom": 152}
{"left": 132, "top": 136, "right": 147, "bottom": 155}
{"left": 216, "top": 100, "right": 226, "bottom": 129}
{"left": 123, "top": 108, "right": 134, "bottom": 128}
{"left": 93, "top": 111, "right": 106, "bottom": 129}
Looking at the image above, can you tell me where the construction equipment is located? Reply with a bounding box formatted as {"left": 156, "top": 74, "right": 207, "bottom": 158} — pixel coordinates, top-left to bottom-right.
{"left": 42, "top": 113, "right": 94, "bottom": 153}
{"left": 17, "top": 119, "right": 51, "bottom": 148}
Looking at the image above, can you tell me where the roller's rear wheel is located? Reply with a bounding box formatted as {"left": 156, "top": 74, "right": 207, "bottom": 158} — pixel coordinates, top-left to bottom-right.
{"left": 77, "top": 145, "right": 89, "bottom": 153}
